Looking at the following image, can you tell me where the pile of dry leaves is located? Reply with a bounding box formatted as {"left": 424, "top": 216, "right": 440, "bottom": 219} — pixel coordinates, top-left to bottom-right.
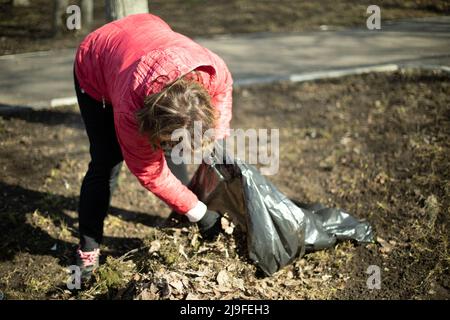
{"left": 66, "top": 214, "right": 361, "bottom": 300}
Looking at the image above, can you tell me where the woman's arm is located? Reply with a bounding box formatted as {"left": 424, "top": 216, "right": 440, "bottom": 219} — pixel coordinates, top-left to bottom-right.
{"left": 114, "top": 111, "right": 200, "bottom": 214}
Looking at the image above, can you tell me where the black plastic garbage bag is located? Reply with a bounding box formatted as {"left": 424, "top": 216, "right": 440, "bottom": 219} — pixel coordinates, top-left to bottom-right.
{"left": 188, "top": 151, "right": 374, "bottom": 276}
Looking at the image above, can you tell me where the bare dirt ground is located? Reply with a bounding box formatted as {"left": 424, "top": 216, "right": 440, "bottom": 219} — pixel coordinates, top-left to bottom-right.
{"left": 0, "top": 70, "right": 448, "bottom": 300}
{"left": 0, "top": 0, "right": 449, "bottom": 55}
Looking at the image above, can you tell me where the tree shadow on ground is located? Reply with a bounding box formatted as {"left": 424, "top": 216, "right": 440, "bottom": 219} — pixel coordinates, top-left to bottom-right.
{"left": 0, "top": 181, "right": 167, "bottom": 267}
{"left": 0, "top": 105, "right": 84, "bottom": 130}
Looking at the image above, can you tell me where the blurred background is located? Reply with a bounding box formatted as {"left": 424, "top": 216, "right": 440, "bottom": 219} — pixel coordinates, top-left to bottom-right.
{"left": 0, "top": 0, "right": 448, "bottom": 54}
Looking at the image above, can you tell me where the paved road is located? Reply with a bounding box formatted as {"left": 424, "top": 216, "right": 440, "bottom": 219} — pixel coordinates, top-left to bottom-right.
{"left": 0, "top": 17, "right": 449, "bottom": 109}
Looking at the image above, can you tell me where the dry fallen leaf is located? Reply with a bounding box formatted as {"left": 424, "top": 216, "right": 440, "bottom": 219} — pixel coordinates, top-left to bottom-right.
{"left": 179, "top": 244, "right": 189, "bottom": 260}
{"left": 233, "top": 278, "right": 245, "bottom": 291}
{"left": 321, "top": 274, "right": 332, "bottom": 281}
{"left": 377, "top": 237, "right": 393, "bottom": 253}
{"left": 138, "top": 288, "right": 158, "bottom": 300}
{"left": 169, "top": 279, "right": 184, "bottom": 293}
{"left": 149, "top": 240, "right": 161, "bottom": 253}
{"left": 221, "top": 217, "right": 235, "bottom": 235}
{"left": 217, "top": 270, "right": 231, "bottom": 288}
{"left": 196, "top": 287, "right": 213, "bottom": 294}
{"left": 190, "top": 233, "right": 198, "bottom": 248}
{"left": 185, "top": 293, "right": 199, "bottom": 300}
{"left": 284, "top": 279, "right": 300, "bottom": 287}
{"left": 197, "top": 246, "right": 209, "bottom": 254}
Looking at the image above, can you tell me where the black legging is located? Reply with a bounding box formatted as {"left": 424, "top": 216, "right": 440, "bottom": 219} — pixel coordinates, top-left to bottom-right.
{"left": 75, "top": 74, "right": 189, "bottom": 251}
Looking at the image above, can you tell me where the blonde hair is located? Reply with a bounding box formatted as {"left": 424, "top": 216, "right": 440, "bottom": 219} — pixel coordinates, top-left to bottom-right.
{"left": 136, "top": 74, "right": 217, "bottom": 149}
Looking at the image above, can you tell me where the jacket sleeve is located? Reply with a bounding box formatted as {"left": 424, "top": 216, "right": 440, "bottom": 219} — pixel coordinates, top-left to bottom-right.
{"left": 210, "top": 57, "right": 233, "bottom": 140}
{"left": 114, "top": 111, "right": 198, "bottom": 214}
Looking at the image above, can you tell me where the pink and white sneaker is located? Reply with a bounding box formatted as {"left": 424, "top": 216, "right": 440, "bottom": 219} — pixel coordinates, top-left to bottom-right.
{"left": 75, "top": 247, "right": 100, "bottom": 282}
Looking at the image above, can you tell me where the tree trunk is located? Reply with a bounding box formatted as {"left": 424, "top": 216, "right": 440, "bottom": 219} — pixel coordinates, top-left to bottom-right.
{"left": 80, "top": 0, "right": 94, "bottom": 31}
{"left": 105, "top": 0, "right": 149, "bottom": 22}
{"left": 12, "top": 0, "right": 30, "bottom": 6}
{"left": 52, "top": 0, "right": 69, "bottom": 35}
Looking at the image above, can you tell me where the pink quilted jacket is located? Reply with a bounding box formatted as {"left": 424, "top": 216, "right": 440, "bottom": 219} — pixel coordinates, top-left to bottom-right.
{"left": 74, "top": 14, "right": 233, "bottom": 214}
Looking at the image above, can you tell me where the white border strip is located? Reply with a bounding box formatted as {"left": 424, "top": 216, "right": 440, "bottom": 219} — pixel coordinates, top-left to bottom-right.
{"left": 289, "top": 64, "right": 399, "bottom": 82}
{"left": 234, "top": 64, "right": 401, "bottom": 86}
{"left": 50, "top": 96, "right": 78, "bottom": 108}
